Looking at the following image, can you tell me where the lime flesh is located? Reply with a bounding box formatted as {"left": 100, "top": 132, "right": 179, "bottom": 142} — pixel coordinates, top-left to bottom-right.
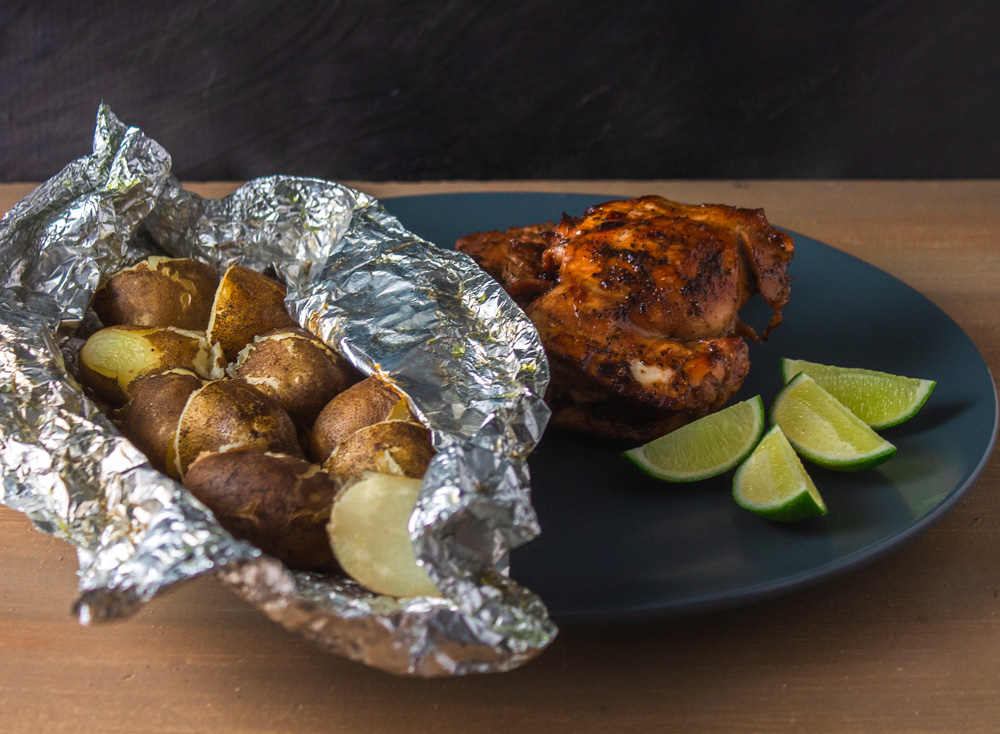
{"left": 771, "top": 373, "right": 896, "bottom": 471}
{"left": 733, "top": 426, "right": 828, "bottom": 522}
{"left": 624, "top": 395, "right": 765, "bottom": 482}
{"left": 781, "top": 358, "right": 935, "bottom": 429}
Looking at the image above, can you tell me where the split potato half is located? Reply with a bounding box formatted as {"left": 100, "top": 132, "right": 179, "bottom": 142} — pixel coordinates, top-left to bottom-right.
{"left": 309, "top": 376, "right": 412, "bottom": 463}
{"left": 115, "top": 368, "right": 205, "bottom": 477}
{"left": 207, "top": 264, "right": 298, "bottom": 362}
{"left": 79, "top": 325, "right": 225, "bottom": 407}
{"left": 324, "top": 420, "right": 435, "bottom": 481}
{"left": 328, "top": 473, "right": 442, "bottom": 598}
{"left": 231, "top": 328, "right": 356, "bottom": 429}
{"left": 91, "top": 256, "right": 220, "bottom": 330}
{"left": 184, "top": 451, "right": 339, "bottom": 570}
{"left": 172, "top": 379, "right": 302, "bottom": 477}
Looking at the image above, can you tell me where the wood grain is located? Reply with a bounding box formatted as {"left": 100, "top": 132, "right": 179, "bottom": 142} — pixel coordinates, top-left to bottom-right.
{"left": 1, "top": 181, "right": 998, "bottom": 733}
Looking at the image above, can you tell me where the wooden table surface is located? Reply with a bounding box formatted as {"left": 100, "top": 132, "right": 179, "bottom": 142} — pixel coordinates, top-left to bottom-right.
{"left": 2, "top": 181, "right": 998, "bottom": 733}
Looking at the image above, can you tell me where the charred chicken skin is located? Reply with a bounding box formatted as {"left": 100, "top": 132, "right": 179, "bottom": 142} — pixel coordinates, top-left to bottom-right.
{"left": 456, "top": 196, "right": 794, "bottom": 441}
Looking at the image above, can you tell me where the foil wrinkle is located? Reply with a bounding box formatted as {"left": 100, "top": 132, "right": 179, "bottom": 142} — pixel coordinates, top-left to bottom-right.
{"left": 0, "top": 105, "right": 556, "bottom": 676}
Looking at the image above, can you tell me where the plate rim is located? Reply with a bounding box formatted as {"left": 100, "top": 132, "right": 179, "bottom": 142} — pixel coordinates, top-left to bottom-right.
{"left": 382, "top": 191, "right": 999, "bottom": 625}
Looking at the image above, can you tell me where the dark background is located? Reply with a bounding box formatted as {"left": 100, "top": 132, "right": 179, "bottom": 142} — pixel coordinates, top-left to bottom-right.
{"left": 2, "top": 1, "right": 998, "bottom": 182}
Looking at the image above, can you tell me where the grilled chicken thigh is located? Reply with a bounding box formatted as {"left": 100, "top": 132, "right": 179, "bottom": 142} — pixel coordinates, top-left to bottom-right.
{"left": 456, "top": 196, "right": 793, "bottom": 441}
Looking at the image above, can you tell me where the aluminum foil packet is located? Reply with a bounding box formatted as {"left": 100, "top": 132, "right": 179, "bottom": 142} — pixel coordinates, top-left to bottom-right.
{"left": 0, "top": 105, "right": 557, "bottom": 675}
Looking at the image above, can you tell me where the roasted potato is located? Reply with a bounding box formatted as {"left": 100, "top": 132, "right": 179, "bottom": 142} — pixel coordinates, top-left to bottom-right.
{"left": 324, "top": 420, "right": 434, "bottom": 481}
{"left": 207, "top": 264, "right": 297, "bottom": 362}
{"left": 115, "top": 369, "right": 204, "bottom": 478}
{"left": 328, "top": 472, "right": 442, "bottom": 597}
{"left": 91, "top": 256, "right": 220, "bottom": 330}
{"left": 308, "top": 376, "right": 412, "bottom": 463}
{"left": 184, "top": 451, "right": 339, "bottom": 570}
{"left": 81, "top": 258, "right": 448, "bottom": 588}
{"left": 230, "top": 328, "right": 356, "bottom": 429}
{"left": 172, "top": 379, "right": 302, "bottom": 477}
{"left": 79, "top": 325, "right": 225, "bottom": 407}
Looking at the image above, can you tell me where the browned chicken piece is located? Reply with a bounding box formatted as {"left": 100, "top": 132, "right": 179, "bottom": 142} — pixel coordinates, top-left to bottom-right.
{"left": 456, "top": 196, "right": 794, "bottom": 441}
{"left": 454, "top": 222, "right": 558, "bottom": 308}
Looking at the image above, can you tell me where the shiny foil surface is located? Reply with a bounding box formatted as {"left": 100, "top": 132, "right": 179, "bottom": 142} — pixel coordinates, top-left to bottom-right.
{"left": 0, "top": 106, "right": 556, "bottom": 675}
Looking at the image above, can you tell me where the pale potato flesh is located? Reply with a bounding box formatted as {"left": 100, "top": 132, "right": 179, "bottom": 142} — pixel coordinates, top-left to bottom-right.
{"left": 328, "top": 473, "right": 442, "bottom": 598}
{"left": 78, "top": 325, "right": 224, "bottom": 407}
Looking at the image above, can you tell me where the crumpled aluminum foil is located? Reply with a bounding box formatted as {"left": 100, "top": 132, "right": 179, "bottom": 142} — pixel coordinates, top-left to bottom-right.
{"left": 0, "top": 105, "right": 557, "bottom": 675}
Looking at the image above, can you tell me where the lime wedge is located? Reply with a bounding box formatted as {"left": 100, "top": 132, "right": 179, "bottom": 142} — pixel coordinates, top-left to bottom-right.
{"left": 771, "top": 373, "right": 896, "bottom": 471}
{"left": 624, "top": 395, "right": 765, "bottom": 482}
{"left": 733, "top": 426, "right": 828, "bottom": 522}
{"left": 781, "top": 358, "right": 935, "bottom": 429}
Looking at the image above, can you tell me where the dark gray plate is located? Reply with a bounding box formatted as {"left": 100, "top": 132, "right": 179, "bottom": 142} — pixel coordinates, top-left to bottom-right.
{"left": 382, "top": 193, "right": 998, "bottom": 625}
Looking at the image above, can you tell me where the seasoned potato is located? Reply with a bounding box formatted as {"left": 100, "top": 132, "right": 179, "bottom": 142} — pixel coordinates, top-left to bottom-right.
{"left": 328, "top": 472, "right": 442, "bottom": 597}
{"left": 172, "top": 379, "right": 302, "bottom": 477}
{"left": 184, "top": 451, "right": 339, "bottom": 570}
{"left": 79, "top": 325, "right": 225, "bottom": 407}
{"left": 115, "top": 369, "right": 204, "bottom": 478}
{"left": 308, "top": 376, "right": 412, "bottom": 463}
{"left": 324, "top": 420, "right": 434, "bottom": 481}
{"left": 207, "top": 264, "right": 297, "bottom": 362}
{"left": 230, "top": 328, "right": 356, "bottom": 429}
{"left": 91, "top": 256, "right": 220, "bottom": 330}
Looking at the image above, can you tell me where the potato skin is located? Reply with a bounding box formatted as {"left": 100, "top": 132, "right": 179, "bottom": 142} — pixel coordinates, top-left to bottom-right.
{"left": 115, "top": 369, "right": 204, "bottom": 478}
{"left": 324, "top": 420, "right": 434, "bottom": 481}
{"left": 231, "top": 328, "right": 356, "bottom": 429}
{"left": 207, "top": 265, "right": 297, "bottom": 362}
{"left": 79, "top": 325, "right": 225, "bottom": 407}
{"left": 184, "top": 451, "right": 339, "bottom": 570}
{"left": 309, "top": 376, "right": 408, "bottom": 463}
{"left": 92, "top": 256, "right": 220, "bottom": 330}
{"left": 173, "top": 379, "right": 303, "bottom": 476}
